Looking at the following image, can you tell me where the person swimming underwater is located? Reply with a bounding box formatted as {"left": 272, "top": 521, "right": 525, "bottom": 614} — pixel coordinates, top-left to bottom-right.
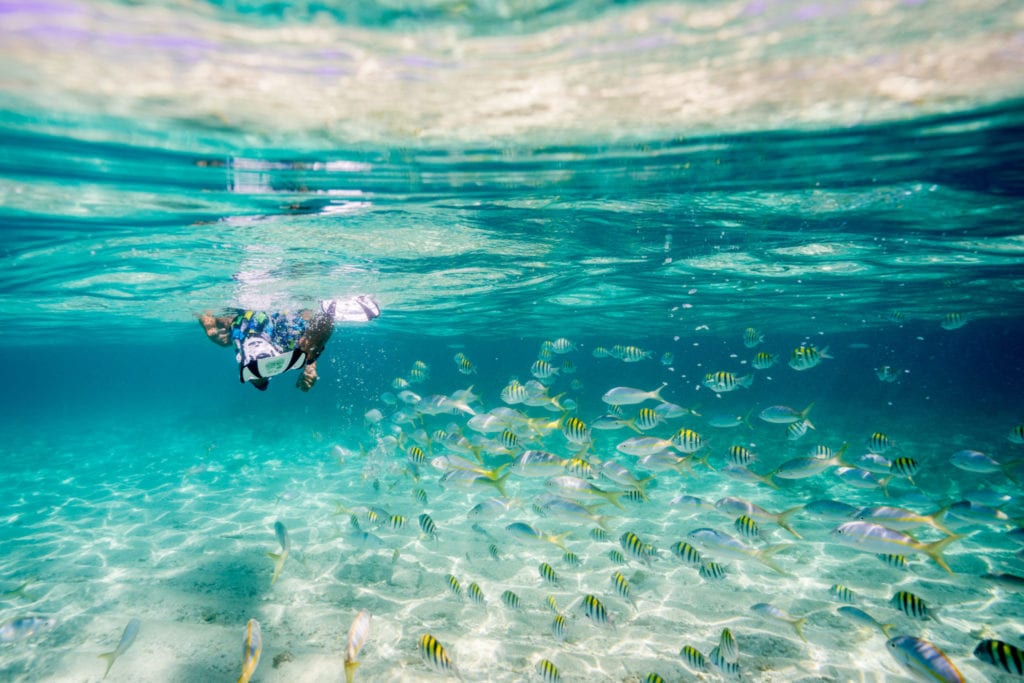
{"left": 199, "top": 296, "right": 380, "bottom": 391}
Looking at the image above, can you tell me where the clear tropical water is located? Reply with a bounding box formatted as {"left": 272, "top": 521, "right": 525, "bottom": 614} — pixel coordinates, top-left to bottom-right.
{"left": 2, "top": 0, "right": 1024, "bottom": 681}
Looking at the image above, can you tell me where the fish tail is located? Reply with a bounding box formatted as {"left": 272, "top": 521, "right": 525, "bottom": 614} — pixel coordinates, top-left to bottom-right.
{"left": 928, "top": 508, "right": 954, "bottom": 536}
{"left": 550, "top": 531, "right": 573, "bottom": 551}
{"left": 921, "top": 534, "right": 964, "bottom": 574}
{"left": 879, "top": 475, "right": 893, "bottom": 498}
{"left": 776, "top": 506, "right": 804, "bottom": 539}
{"left": 596, "top": 515, "right": 613, "bottom": 532}
{"left": 800, "top": 402, "right": 815, "bottom": 426}
{"left": 652, "top": 382, "right": 668, "bottom": 402}
{"left": 792, "top": 617, "right": 809, "bottom": 642}
{"left": 98, "top": 652, "right": 116, "bottom": 679}
{"left": 879, "top": 622, "right": 896, "bottom": 639}
{"left": 819, "top": 346, "right": 832, "bottom": 359}
{"left": 739, "top": 374, "right": 754, "bottom": 388}
{"left": 742, "top": 408, "right": 755, "bottom": 430}
{"left": 757, "top": 544, "right": 793, "bottom": 575}
{"left": 344, "top": 659, "right": 359, "bottom": 683}
{"left": 690, "top": 450, "right": 716, "bottom": 473}
{"left": 834, "top": 442, "right": 851, "bottom": 466}
{"left": 601, "top": 490, "right": 627, "bottom": 511}
{"left": 490, "top": 471, "right": 512, "bottom": 499}
{"left": 635, "top": 475, "right": 656, "bottom": 496}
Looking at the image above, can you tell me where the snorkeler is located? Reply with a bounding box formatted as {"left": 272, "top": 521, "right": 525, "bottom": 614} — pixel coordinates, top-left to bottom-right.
{"left": 199, "top": 296, "right": 380, "bottom": 392}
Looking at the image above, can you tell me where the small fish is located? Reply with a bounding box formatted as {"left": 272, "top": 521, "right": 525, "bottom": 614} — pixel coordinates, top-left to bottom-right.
{"left": 751, "top": 351, "right": 777, "bottom": 369}
{"left": 418, "top": 634, "right": 457, "bottom": 676}
{"left": 891, "top": 590, "right": 933, "bottom": 620}
{"left": 581, "top": 594, "right": 613, "bottom": 626}
{"left": 608, "top": 550, "right": 627, "bottom": 564}
{"left": 237, "top": 619, "right": 262, "bottom": 683}
{"left": 887, "top": 635, "right": 963, "bottom": 682}
{"left": 539, "top": 562, "right": 559, "bottom": 584}
{"left": 706, "top": 412, "right": 751, "bottom": 429}
{"left": 1008, "top": 425, "right": 1024, "bottom": 445}
{"left": 620, "top": 531, "right": 656, "bottom": 564}
{"left": 759, "top": 403, "right": 814, "bottom": 425}
{"left": 602, "top": 383, "right": 667, "bottom": 406}
{"left": 617, "top": 345, "right": 651, "bottom": 362}
{"left": 827, "top": 584, "right": 855, "bottom": 604}
{"left": 734, "top": 515, "right": 760, "bottom": 539}
{"left": 99, "top": 618, "right": 140, "bottom": 680}
{"left": 546, "top": 476, "right": 625, "bottom": 510}
{"left": 832, "top": 521, "right": 960, "bottom": 573}
{"left": 670, "top": 541, "right": 703, "bottom": 566}
{"left": 551, "top": 614, "right": 568, "bottom": 641}
{"left": 750, "top": 603, "right": 807, "bottom": 641}
{"left": 709, "top": 646, "right": 740, "bottom": 676}
{"left": 445, "top": 574, "right": 462, "bottom": 597}
{"left": 590, "top": 528, "right": 610, "bottom": 541}
{"left": 661, "top": 352, "right": 674, "bottom": 366}
{"left": 566, "top": 457, "right": 595, "bottom": 478}
{"left": 488, "top": 544, "right": 501, "bottom": 560}
{"left": 868, "top": 431, "right": 896, "bottom": 453}
{"left": 940, "top": 312, "right": 967, "bottom": 330}
{"left": 876, "top": 365, "right": 900, "bottom": 382}
{"left": 506, "top": 522, "right": 571, "bottom": 550}
{"left": 771, "top": 444, "right": 850, "bottom": 480}
{"left": 787, "top": 419, "right": 812, "bottom": 441}
{"left": 836, "top": 606, "right": 894, "bottom": 638}
{"left": 680, "top": 644, "right": 709, "bottom": 672}
{"left": 699, "top": 560, "right": 726, "bottom": 580}
{"left": 530, "top": 359, "right": 559, "bottom": 380}
{"left": 501, "top": 590, "right": 522, "bottom": 610}
{"left": 546, "top": 595, "right": 560, "bottom": 613}
{"left": 788, "top": 345, "right": 831, "bottom": 371}
{"left": 718, "top": 628, "right": 739, "bottom": 663}
{"left": 670, "top": 428, "right": 706, "bottom": 454}
{"left": 633, "top": 407, "right": 662, "bottom": 431}
{"left": 418, "top": 513, "right": 438, "bottom": 539}
{"left": 728, "top": 445, "right": 756, "bottom": 467}
{"left": 617, "top": 436, "right": 676, "bottom": 457}
{"left": 973, "top": 639, "right": 1024, "bottom": 677}
{"left": 878, "top": 553, "right": 910, "bottom": 571}
{"left": 467, "top": 582, "right": 485, "bottom": 604}
{"left": 743, "top": 327, "right": 764, "bottom": 348}
{"left": 537, "top": 658, "right": 561, "bottom": 682}
{"left": 703, "top": 371, "right": 753, "bottom": 393}
{"left": 803, "top": 499, "right": 861, "bottom": 519}
{"left": 561, "top": 416, "right": 592, "bottom": 446}
{"left": 501, "top": 380, "right": 528, "bottom": 405}
{"left": 562, "top": 551, "right": 581, "bottom": 567}
{"left": 611, "top": 570, "right": 635, "bottom": 606}
{"left": 268, "top": 520, "right": 290, "bottom": 586}
{"left": 344, "top": 610, "right": 372, "bottom": 683}
{"left": 856, "top": 506, "right": 950, "bottom": 534}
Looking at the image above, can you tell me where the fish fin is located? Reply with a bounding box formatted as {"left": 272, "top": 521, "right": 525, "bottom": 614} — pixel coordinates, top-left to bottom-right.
{"left": 626, "top": 420, "right": 643, "bottom": 435}
{"left": 756, "top": 544, "right": 793, "bottom": 575}
{"left": 923, "top": 534, "right": 964, "bottom": 574}
{"left": 635, "top": 475, "right": 656, "bottom": 495}
{"left": 793, "top": 617, "right": 809, "bottom": 642}
{"left": 344, "top": 659, "right": 360, "bottom": 683}
{"left": 602, "top": 490, "right": 627, "bottom": 511}
{"left": 879, "top": 622, "right": 896, "bottom": 639}
{"left": 742, "top": 408, "right": 755, "bottom": 430}
{"left": 266, "top": 552, "right": 280, "bottom": 560}
{"left": 652, "top": 382, "right": 668, "bottom": 402}
{"left": 928, "top": 507, "right": 954, "bottom": 535}
{"left": 776, "top": 506, "right": 804, "bottom": 539}
{"left": 819, "top": 346, "right": 832, "bottom": 359}
{"left": 98, "top": 652, "right": 116, "bottom": 679}
{"left": 490, "top": 471, "right": 512, "bottom": 499}
{"left": 800, "top": 402, "right": 815, "bottom": 422}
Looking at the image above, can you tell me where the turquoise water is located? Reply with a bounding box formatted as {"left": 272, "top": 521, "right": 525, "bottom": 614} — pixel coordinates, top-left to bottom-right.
{"left": 3, "top": 0, "right": 1024, "bottom": 681}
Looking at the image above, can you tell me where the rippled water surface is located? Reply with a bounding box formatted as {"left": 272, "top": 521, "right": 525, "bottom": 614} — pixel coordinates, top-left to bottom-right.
{"left": 1, "top": 1, "right": 1024, "bottom": 682}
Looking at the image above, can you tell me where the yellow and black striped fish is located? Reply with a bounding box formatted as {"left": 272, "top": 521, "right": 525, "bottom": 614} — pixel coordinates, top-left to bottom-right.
{"left": 671, "top": 428, "right": 705, "bottom": 454}
{"left": 680, "top": 645, "right": 709, "bottom": 672}
{"left": 561, "top": 416, "right": 591, "bottom": 445}
{"left": 418, "top": 513, "right": 437, "bottom": 539}
{"left": 551, "top": 613, "right": 567, "bottom": 641}
{"left": 590, "top": 528, "right": 609, "bottom": 542}
{"left": 974, "top": 639, "right": 1024, "bottom": 676}
{"left": 734, "top": 514, "right": 760, "bottom": 539}
{"left": 890, "top": 590, "right": 931, "bottom": 619}
{"left": 890, "top": 456, "right": 919, "bottom": 478}
{"left": 467, "top": 582, "right": 485, "bottom": 604}
{"left": 539, "top": 562, "right": 559, "bottom": 584}
{"left": 878, "top": 553, "right": 909, "bottom": 570}
{"left": 699, "top": 561, "right": 726, "bottom": 580}
{"left": 728, "top": 445, "right": 755, "bottom": 466}
{"left": 407, "top": 445, "right": 426, "bottom": 464}
{"left": 581, "top": 593, "right": 612, "bottom": 626}
{"left": 537, "top": 658, "right": 561, "bottom": 683}
{"left": 562, "top": 551, "right": 581, "bottom": 567}
{"left": 385, "top": 514, "right": 406, "bottom": 530}
{"left": 718, "top": 628, "right": 738, "bottom": 663}
{"left": 868, "top": 431, "right": 895, "bottom": 453}
{"left": 670, "top": 541, "right": 702, "bottom": 566}
{"left": 634, "top": 407, "right": 661, "bottom": 431}
{"left": 829, "top": 584, "right": 855, "bottom": 604}
{"left": 644, "top": 674, "right": 665, "bottom": 683}
{"left": 611, "top": 570, "right": 632, "bottom": 603}
{"left": 417, "top": 634, "right": 456, "bottom": 675}
{"left": 567, "top": 458, "right": 594, "bottom": 478}
{"left": 608, "top": 549, "right": 627, "bottom": 564}
{"left": 444, "top": 574, "right": 462, "bottom": 597}
{"left": 500, "top": 429, "right": 520, "bottom": 450}
{"left": 501, "top": 590, "right": 521, "bottom": 610}
{"left": 620, "top": 531, "right": 655, "bottom": 563}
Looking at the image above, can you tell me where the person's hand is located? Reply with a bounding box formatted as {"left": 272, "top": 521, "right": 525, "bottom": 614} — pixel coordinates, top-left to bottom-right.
{"left": 297, "top": 363, "right": 318, "bottom": 391}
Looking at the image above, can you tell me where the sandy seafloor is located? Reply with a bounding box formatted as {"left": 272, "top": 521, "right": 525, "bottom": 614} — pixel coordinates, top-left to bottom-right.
{"left": 1, "top": 327, "right": 1022, "bottom": 682}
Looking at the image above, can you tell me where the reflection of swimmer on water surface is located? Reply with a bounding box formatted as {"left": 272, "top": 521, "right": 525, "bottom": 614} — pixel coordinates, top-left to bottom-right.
{"left": 199, "top": 296, "right": 380, "bottom": 392}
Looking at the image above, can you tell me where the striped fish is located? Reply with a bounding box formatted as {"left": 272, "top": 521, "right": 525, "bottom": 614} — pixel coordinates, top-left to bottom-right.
{"left": 581, "top": 594, "right": 613, "bottom": 627}
{"left": 537, "top": 658, "right": 561, "bottom": 682}
{"left": 445, "top": 574, "right": 462, "bottom": 597}
{"left": 728, "top": 445, "right": 756, "bottom": 466}
{"left": 417, "top": 634, "right": 457, "bottom": 676}
{"left": 829, "top": 584, "right": 856, "bottom": 604}
{"left": 620, "top": 531, "right": 656, "bottom": 563}
{"left": 671, "top": 428, "right": 705, "bottom": 454}
{"left": 467, "top": 582, "right": 485, "bottom": 604}
{"left": 670, "top": 541, "right": 703, "bottom": 566}
{"left": 733, "top": 515, "right": 760, "bottom": 539}
{"left": 501, "top": 590, "right": 521, "bottom": 610}
{"left": 551, "top": 614, "right": 568, "bottom": 641}
{"left": 539, "top": 562, "right": 559, "bottom": 584}
{"left": 699, "top": 561, "right": 726, "bottom": 580}
{"left": 418, "top": 513, "right": 438, "bottom": 539}
{"left": 878, "top": 553, "right": 909, "bottom": 571}
{"left": 608, "top": 550, "right": 627, "bottom": 564}
{"left": 709, "top": 646, "right": 740, "bottom": 676}
{"left": 718, "top": 628, "right": 738, "bottom": 663}
{"left": 680, "top": 645, "right": 709, "bottom": 672}
{"left": 973, "top": 639, "right": 1024, "bottom": 677}
{"left": 890, "top": 591, "right": 932, "bottom": 620}
{"left": 611, "top": 570, "right": 634, "bottom": 606}
{"left": 562, "top": 551, "right": 582, "bottom": 567}
{"left": 343, "top": 610, "right": 371, "bottom": 683}
{"left": 644, "top": 674, "right": 665, "bottom": 683}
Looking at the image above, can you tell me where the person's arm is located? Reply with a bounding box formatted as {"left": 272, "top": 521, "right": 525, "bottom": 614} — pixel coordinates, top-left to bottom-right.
{"left": 295, "top": 308, "right": 333, "bottom": 391}
{"left": 199, "top": 312, "right": 233, "bottom": 347}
